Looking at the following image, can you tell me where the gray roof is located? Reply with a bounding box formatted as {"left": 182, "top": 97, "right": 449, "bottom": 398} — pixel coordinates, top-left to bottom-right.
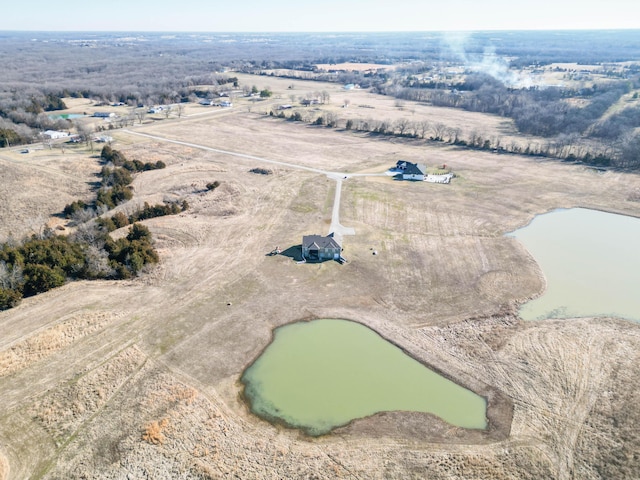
{"left": 402, "top": 162, "right": 425, "bottom": 175}
{"left": 302, "top": 234, "right": 341, "bottom": 249}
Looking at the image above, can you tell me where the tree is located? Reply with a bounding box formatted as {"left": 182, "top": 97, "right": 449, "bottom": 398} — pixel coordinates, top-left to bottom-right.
{"left": 63, "top": 200, "right": 88, "bottom": 218}
{"left": 395, "top": 118, "right": 411, "bottom": 136}
{"left": 0, "top": 128, "right": 21, "bottom": 148}
{"left": 0, "top": 288, "right": 22, "bottom": 311}
{"left": 0, "top": 261, "right": 23, "bottom": 290}
{"left": 127, "top": 223, "right": 153, "bottom": 242}
{"left": 176, "top": 103, "right": 185, "bottom": 118}
{"left": 260, "top": 88, "right": 272, "bottom": 98}
{"left": 418, "top": 120, "right": 430, "bottom": 139}
{"left": 431, "top": 122, "right": 447, "bottom": 141}
{"left": 617, "top": 133, "right": 640, "bottom": 169}
{"left": 135, "top": 109, "right": 147, "bottom": 124}
{"left": 81, "top": 245, "right": 114, "bottom": 279}
{"left": 23, "top": 264, "right": 66, "bottom": 296}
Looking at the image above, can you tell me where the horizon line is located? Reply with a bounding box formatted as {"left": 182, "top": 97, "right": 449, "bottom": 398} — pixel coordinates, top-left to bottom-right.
{"left": 2, "top": 28, "right": 640, "bottom": 34}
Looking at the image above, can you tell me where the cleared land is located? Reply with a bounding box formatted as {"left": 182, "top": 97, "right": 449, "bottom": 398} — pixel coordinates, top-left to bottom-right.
{"left": 0, "top": 76, "right": 639, "bottom": 479}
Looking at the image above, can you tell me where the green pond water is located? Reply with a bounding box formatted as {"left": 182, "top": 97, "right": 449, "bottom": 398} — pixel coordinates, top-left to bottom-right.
{"left": 241, "top": 319, "right": 487, "bottom": 436}
{"left": 47, "top": 113, "right": 85, "bottom": 120}
{"left": 508, "top": 208, "right": 640, "bottom": 322}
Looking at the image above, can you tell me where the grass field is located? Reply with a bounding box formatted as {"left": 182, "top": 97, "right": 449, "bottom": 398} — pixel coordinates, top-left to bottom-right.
{"left": 0, "top": 75, "right": 639, "bottom": 479}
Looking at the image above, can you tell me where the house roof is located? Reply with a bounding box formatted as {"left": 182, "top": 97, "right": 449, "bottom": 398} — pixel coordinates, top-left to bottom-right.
{"left": 302, "top": 234, "right": 341, "bottom": 250}
{"left": 402, "top": 162, "right": 425, "bottom": 175}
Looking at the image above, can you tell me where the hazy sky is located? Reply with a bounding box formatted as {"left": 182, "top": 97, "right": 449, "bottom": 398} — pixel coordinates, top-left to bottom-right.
{"left": 1, "top": 0, "right": 639, "bottom": 32}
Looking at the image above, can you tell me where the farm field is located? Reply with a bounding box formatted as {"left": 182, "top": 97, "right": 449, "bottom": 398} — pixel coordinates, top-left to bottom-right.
{"left": 0, "top": 75, "right": 639, "bottom": 479}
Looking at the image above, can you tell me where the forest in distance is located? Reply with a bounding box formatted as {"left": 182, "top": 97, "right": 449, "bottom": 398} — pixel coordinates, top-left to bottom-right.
{"left": 1, "top": 29, "right": 640, "bottom": 168}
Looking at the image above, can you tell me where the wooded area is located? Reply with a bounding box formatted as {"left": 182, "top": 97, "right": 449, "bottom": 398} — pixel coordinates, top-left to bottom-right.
{"left": 1, "top": 30, "right": 639, "bottom": 168}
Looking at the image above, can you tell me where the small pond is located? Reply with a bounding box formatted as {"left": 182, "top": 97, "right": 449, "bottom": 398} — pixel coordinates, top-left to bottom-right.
{"left": 241, "top": 319, "right": 487, "bottom": 436}
{"left": 508, "top": 208, "right": 640, "bottom": 322}
{"left": 47, "top": 113, "right": 85, "bottom": 120}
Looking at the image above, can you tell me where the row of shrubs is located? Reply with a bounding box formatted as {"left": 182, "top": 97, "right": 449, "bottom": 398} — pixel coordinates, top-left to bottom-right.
{"left": 64, "top": 147, "right": 166, "bottom": 217}
{"left": 101, "top": 145, "right": 166, "bottom": 172}
{"left": 96, "top": 200, "right": 189, "bottom": 232}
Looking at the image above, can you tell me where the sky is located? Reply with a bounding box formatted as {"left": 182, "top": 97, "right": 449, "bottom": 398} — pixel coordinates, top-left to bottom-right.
{"left": 1, "top": 0, "right": 639, "bottom": 32}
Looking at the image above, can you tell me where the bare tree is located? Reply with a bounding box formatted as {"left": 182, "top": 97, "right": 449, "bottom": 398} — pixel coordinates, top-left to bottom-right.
{"left": 135, "top": 109, "right": 147, "bottom": 124}
{"left": 431, "top": 122, "right": 447, "bottom": 140}
{"left": 418, "top": 120, "right": 430, "bottom": 139}
{"left": 395, "top": 118, "right": 411, "bottom": 136}
{"left": 324, "top": 113, "right": 339, "bottom": 128}
{"left": 176, "top": 104, "right": 185, "bottom": 118}
{"left": 83, "top": 245, "right": 115, "bottom": 278}
{"left": 0, "top": 261, "right": 23, "bottom": 290}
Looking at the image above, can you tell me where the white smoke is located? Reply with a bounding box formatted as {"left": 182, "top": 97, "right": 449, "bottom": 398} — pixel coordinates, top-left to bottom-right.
{"left": 443, "top": 32, "right": 539, "bottom": 89}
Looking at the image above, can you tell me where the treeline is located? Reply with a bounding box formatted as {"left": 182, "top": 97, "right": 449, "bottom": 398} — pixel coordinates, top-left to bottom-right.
{"left": 272, "top": 108, "right": 630, "bottom": 168}
{"left": 0, "top": 223, "right": 158, "bottom": 310}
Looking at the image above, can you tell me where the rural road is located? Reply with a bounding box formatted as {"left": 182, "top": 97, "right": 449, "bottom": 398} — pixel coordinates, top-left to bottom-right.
{"left": 122, "top": 129, "right": 375, "bottom": 238}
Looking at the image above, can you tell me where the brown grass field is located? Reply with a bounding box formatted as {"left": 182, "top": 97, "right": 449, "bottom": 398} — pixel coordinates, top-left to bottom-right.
{"left": 0, "top": 74, "right": 639, "bottom": 479}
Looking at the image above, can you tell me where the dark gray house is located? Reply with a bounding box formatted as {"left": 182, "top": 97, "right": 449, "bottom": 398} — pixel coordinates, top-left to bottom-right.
{"left": 302, "top": 233, "right": 342, "bottom": 261}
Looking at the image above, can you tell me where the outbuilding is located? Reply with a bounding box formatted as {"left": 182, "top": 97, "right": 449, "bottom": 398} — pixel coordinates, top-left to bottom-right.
{"left": 93, "top": 112, "right": 116, "bottom": 118}
{"left": 41, "top": 130, "right": 70, "bottom": 140}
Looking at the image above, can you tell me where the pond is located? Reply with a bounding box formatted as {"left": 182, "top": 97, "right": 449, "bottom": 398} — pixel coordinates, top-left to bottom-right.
{"left": 508, "top": 208, "right": 640, "bottom": 322}
{"left": 47, "top": 113, "right": 85, "bottom": 120}
{"left": 241, "top": 319, "right": 487, "bottom": 436}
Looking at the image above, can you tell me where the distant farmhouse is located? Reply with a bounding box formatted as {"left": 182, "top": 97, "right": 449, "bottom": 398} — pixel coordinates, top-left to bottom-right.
{"left": 394, "top": 160, "right": 426, "bottom": 181}
{"left": 93, "top": 112, "right": 116, "bottom": 118}
{"left": 41, "top": 130, "right": 70, "bottom": 140}
{"left": 391, "top": 160, "right": 454, "bottom": 183}
{"left": 302, "top": 233, "right": 342, "bottom": 261}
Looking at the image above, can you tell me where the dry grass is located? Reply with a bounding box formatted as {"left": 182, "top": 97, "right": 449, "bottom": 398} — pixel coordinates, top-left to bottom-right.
{"left": 0, "top": 312, "right": 117, "bottom": 377}
{"left": 0, "top": 74, "right": 638, "bottom": 479}
{"left": 142, "top": 418, "right": 170, "bottom": 445}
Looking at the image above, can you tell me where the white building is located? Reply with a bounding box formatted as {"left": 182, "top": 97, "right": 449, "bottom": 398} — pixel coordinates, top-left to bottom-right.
{"left": 41, "top": 130, "right": 70, "bottom": 140}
